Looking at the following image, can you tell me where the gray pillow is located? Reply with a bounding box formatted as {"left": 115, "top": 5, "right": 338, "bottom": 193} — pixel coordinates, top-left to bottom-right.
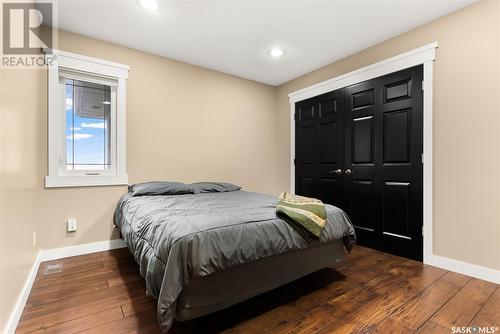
{"left": 190, "top": 182, "right": 241, "bottom": 193}
{"left": 129, "top": 181, "right": 193, "bottom": 196}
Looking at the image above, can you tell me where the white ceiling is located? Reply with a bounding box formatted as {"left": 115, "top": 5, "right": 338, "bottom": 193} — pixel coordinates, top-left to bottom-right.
{"left": 49, "top": 0, "right": 476, "bottom": 86}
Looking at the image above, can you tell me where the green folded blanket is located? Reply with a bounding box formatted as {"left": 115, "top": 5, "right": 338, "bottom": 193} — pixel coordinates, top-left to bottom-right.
{"left": 276, "top": 192, "right": 326, "bottom": 241}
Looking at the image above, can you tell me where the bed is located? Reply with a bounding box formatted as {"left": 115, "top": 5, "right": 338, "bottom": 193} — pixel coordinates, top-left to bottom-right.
{"left": 114, "top": 182, "right": 355, "bottom": 333}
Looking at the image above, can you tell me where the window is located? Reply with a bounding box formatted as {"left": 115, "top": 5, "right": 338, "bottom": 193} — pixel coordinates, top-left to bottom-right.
{"left": 45, "top": 50, "right": 129, "bottom": 187}
{"left": 65, "top": 78, "right": 113, "bottom": 172}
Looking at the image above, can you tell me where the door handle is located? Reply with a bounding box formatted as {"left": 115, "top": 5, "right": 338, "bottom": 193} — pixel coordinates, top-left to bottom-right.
{"left": 329, "top": 169, "right": 342, "bottom": 175}
{"left": 344, "top": 169, "right": 352, "bottom": 175}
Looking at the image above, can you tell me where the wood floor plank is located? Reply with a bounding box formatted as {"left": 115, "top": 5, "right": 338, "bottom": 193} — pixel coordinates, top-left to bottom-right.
{"left": 335, "top": 249, "right": 404, "bottom": 277}
{"left": 17, "top": 282, "right": 146, "bottom": 332}
{"left": 27, "top": 307, "right": 124, "bottom": 334}
{"left": 384, "top": 271, "right": 470, "bottom": 330}
{"left": 101, "top": 255, "right": 137, "bottom": 269}
{"left": 425, "top": 278, "right": 497, "bottom": 329}
{"left": 368, "top": 317, "right": 413, "bottom": 334}
{"left": 78, "top": 310, "right": 160, "bottom": 334}
{"left": 121, "top": 294, "right": 157, "bottom": 318}
{"left": 25, "top": 280, "right": 109, "bottom": 310}
{"left": 414, "top": 320, "right": 451, "bottom": 333}
{"left": 468, "top": 286, "right": 500, "bottom": 328}
{"left": 318, "top": 290, "right": 412, "bottom": 334}
{"left": 15, "top": 246, "right": 499, "bottom": 334}
{"left": 33, "top": 262, "right": 138, "bottom": 289}
{"left": 108, "top": 272, "right": 143, "bottom": 288}
{"left": 100, "top": 248, "right": 131, "bottom": 258}
{"left": 29, "top": 265, "right": 138, "bottom": 296}
{"left": 22, "top": 279, "right": 146, "bottom": 317}
{"left": 261, "top": 305, "right": 339, "bottom": 334}
{"left": 35, "top": 260, "right": 103, "bottom": 281}
{"left": 41, "top": 252, "right": 101, "bottom": 268}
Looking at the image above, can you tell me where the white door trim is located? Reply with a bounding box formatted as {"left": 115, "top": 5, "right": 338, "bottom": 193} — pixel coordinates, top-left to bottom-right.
{"left": 288, "top": 42, "right": 437, "bottom": 265}
{"left": 288, "top": 42, "right": 438, "bottom": 103}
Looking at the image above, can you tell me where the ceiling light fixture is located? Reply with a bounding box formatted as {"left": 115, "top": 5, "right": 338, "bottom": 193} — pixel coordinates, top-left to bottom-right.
{"left": 138, "top": 0, "right": 159, "bottom": 11}
{"left": 269, "top": 47, "right": 284, "bottom": 58}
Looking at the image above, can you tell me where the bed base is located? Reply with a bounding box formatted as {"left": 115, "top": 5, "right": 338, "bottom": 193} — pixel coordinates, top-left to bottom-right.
{"left": 175, "top": 239, "right": 347, "bottom": 321}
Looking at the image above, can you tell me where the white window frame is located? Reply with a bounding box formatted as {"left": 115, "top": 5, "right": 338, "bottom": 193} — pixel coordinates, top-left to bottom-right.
{"left": 45, "top": 49, "right": 129, "bottom": 188}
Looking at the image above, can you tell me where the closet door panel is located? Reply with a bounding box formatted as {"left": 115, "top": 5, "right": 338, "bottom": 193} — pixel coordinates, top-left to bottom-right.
{"left": 344, "top": 65, "right": 423, "bottom": 261}
{"left": 295, "top": 90, "right": 346, "bottom": 209}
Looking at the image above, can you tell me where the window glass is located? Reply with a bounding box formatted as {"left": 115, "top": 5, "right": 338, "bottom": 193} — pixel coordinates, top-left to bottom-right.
{"left": 65, "top": 79, "right": 112, "bottom": 171}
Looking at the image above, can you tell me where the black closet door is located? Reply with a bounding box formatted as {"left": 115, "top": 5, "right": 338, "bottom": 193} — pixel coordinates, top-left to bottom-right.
{"left": 295, "top": 89, "right": 345, "bottom": 209}
{"left": 344, "top": 65, "right": 423, "bottom": 260}
{"left": 295, "top": 65, "right": 423, "bottom": 261}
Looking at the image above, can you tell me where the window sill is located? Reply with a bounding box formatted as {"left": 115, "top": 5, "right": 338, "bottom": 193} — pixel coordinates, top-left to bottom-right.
{"left": 45, "top": 175, "right": 129, "bottom": 188}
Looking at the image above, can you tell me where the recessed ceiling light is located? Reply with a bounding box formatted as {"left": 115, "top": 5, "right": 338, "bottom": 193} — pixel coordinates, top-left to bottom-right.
{"left": 138, "top": 0, "right": 159, "bottom": 11}
{"left": 270, "top": 48, "right": 284, "bottom": 58}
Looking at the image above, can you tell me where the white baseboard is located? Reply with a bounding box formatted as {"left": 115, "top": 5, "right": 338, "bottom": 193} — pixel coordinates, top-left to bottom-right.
{"left": 40, "top": 239, "right": 126, "bottom": 262}
{"left": 427, "top": 255, "right": 500, "bottom": 284}
{"left": 3, "top": 251, "right": 41, "bottom": 334}
{"left": 3, "top": 239, "right": 127, "bottom": 334}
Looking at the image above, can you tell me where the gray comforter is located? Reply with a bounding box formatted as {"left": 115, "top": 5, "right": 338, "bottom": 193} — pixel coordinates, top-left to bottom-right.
{"left": 114, "top": 190, "right": 354, "bottom": 332}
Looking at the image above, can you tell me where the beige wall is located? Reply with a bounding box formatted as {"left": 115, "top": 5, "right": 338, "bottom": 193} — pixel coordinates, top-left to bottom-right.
{"left": 1, "top": 68, "right": 44, "bottom": 332}
{"left": 1, "top": 30, "right": 277, "bottom": 330}
{"left": 276, "top": 0, "right": 500, "bottom": 270}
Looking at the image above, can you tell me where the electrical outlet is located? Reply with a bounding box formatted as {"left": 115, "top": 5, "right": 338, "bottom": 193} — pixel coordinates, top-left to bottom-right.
{"left": 67, "top": 218, "right": 77, "bottom": 232}
{"left": 33, "top": 232, "right": 37, "bottom": 247}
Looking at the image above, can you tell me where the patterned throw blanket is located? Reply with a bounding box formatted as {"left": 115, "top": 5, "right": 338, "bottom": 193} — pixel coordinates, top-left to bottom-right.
{"left": 276, "top": 192, "right": 326, "bottom": 241}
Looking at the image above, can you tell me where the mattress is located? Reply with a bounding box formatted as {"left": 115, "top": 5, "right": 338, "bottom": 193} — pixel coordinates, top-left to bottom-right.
{"left": 114, "top": 190, "right": 355, "bottom": 333}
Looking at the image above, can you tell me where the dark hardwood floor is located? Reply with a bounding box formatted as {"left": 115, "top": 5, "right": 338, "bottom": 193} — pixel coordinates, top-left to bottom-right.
{"left": 16, "top": 246, "right": 499, "bottom": 334}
